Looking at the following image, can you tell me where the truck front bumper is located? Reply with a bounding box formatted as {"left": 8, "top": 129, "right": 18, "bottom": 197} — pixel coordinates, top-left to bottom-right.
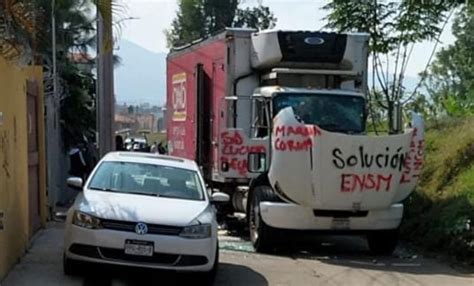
{"left": 259, "top": 202, "right": 403, "bottom": 231}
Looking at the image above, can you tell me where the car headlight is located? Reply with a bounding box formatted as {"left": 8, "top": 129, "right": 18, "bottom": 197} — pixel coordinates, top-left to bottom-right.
{"left": 179, "top": 224, "right": 212, "bottom": 239}
{"left": 72, "top": 211, "right": 102, "bottom": 229}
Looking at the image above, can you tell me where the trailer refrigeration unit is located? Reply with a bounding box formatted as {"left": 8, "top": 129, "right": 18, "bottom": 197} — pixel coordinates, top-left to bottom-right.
{"left": 166, "top": 29, "right": 424, "bottom": 254}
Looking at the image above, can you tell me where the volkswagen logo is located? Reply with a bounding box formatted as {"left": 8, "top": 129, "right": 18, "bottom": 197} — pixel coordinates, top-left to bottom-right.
{"left": 135, "top": 222, "right": 148, "bottom": 235}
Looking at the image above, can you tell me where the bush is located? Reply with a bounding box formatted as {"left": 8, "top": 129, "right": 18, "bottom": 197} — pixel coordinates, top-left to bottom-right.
{"left": 401, "top": 117, "right": 474, "bottom": 265}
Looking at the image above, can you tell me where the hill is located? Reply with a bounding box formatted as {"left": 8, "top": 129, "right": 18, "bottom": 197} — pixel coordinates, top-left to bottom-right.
{"left": 402, "top": 118, "right": 474, "bottom": 265}
{"left": 115, "top": 40, "right": 167, "bottom": 105}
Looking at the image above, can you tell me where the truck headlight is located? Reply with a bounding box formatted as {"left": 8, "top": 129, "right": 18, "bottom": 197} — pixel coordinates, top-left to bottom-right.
{"left": 72, "top": 211, "right": 102, "bottom": 229}
{"left": 180, "top": 224, "right": 212, "bottom": 239}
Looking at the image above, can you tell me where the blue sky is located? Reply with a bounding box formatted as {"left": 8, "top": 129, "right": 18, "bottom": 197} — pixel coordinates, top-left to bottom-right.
{"left": 115, "top": 0, "right": 456, "bottom": 105}
{"left": 121, "top": 0, "right": 455, "bottom": 78}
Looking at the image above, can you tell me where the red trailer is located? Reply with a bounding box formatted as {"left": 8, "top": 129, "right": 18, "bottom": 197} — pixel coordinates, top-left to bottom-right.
{"left": 167, "top": 29, "right": 262, "bottom": 184}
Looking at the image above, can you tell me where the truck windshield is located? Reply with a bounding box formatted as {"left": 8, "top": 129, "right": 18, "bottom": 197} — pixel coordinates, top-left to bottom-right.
{"left": 273, "top": 93, "right": 365, "bottom": 133}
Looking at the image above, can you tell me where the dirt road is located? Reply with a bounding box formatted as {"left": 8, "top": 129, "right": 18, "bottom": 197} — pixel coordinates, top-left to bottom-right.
{"left": 2, "top": 222, "right": 472, "bottom": 286}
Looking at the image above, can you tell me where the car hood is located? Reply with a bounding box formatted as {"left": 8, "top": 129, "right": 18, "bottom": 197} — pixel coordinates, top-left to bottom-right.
{"left": 74, "top": 190, "right": 210, "bottom": 226}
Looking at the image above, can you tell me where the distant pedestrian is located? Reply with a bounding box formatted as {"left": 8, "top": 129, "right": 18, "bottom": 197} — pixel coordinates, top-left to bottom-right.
{"left": 115, "top": 135, "right": 125, "bottom": 151}
{"left": 158, "top": 142, "right": 166, "bottom": 155}
{"left": 69, "top": 145, "right": 87, "bottom": 181}
{"left": 150, "top": 142, "right": 157, "bottom": 153}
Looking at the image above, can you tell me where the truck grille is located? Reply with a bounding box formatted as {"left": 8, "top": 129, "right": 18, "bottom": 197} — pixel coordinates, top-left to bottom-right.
{"left": 101, "top": 219, "right": 183, "bottom": 236}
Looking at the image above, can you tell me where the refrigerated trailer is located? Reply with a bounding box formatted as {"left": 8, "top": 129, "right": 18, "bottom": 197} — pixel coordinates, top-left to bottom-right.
{"left": 166, "top": 29, "right": 424, "bottom": 254}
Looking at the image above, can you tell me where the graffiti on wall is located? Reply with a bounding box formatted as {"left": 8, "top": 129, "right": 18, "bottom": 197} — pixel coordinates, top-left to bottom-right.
{"left": 0, "top": 130, "right": 10, "bottom": 178}
{"left": 0, "top": 210, "right": 3, "bottom": 230}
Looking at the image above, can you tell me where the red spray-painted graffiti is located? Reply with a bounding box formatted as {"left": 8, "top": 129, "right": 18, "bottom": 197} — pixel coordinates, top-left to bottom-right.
{"left": 336, "top": 128, "right": 424, "bottom": 193}
{"left": 222, "top": 131, "right": 266, "bottom": 155}
{"left": 341, "top": 173, "right": 393, "bottom": 193}
{"left": 400, "top": 128, "right": 424, "bottom": 184}
{"left": 220, "top": 131, "right": 266, "bottom": 175}
{"left": 273, "top": 125, "right": 321, "bottom": 152}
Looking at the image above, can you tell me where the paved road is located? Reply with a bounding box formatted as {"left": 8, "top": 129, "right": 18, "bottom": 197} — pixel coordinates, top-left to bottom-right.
{"left": 2, "top": 222, "right": 472, "bottom": 286}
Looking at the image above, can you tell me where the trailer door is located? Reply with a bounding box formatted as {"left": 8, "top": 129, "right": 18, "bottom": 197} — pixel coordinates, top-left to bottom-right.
{"left": 195, "top": 63, "right": 212, "bottom": 177}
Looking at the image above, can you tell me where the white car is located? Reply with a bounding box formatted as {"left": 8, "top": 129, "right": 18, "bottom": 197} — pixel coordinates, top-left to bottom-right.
{"left": 63, "top": 152, "right": 229, "bottom": 281}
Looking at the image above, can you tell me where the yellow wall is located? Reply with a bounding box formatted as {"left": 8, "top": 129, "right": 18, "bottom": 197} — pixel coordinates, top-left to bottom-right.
{"left": 0, "top": 57, "right": 46, "bottom": 280}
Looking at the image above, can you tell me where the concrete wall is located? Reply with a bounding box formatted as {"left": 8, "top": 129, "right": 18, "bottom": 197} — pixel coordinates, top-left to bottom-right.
{"left": 0, "top": 57, "right": 46, "bottom": 280}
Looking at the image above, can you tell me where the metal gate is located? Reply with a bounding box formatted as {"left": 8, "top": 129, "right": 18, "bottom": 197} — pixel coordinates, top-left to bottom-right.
{"left": 27, "top": 80, "right": 40, "bottom": 237}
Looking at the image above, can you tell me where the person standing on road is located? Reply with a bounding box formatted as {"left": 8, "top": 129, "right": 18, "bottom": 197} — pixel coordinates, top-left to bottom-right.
{"left": 150, "top": 142, "right": 158, "bottom": 153}
{"left": 158, "top": 142, "right": 166, "bottom": 154}
{"left": 115, "top": 135, "right": 125, "bottom": 151}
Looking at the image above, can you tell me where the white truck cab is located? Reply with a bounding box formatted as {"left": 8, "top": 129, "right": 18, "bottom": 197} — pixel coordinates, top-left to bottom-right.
{"left": 242, "top": 31, "right": 424, "bottom": 254}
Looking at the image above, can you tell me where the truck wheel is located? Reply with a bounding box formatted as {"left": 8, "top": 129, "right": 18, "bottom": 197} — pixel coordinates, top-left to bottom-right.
{"left": 248, "top": 185, "right": 279, "bottom": 253}
{"left": 367, "top": 229, "right": 399, "bottom": 255}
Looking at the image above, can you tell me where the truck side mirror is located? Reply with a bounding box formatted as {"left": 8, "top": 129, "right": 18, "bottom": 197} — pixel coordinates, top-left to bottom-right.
{"left": 390, "top": 102, "right": 403, "bottom": 134}
{"left": 248, "top": 153, "right": 266, "bottom": 173}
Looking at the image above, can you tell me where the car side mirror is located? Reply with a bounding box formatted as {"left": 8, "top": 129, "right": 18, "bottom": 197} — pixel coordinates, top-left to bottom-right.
{"left": 67, "top": 177, "right": 83, "bottom": 191}
{"left": 210, "top": 192, "right": 230, "bottom": 204}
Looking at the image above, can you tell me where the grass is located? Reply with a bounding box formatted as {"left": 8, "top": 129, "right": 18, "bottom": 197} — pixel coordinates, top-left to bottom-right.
{"left": 401, "top": 117, "right": 474, "bottom": 265}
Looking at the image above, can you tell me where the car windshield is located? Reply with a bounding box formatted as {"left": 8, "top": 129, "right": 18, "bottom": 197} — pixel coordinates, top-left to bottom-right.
{"left": 87, "top": 161, "right": 205, "bottom": 201}
{"left": 273, "top": 93, "right": 365, "bottom": 133}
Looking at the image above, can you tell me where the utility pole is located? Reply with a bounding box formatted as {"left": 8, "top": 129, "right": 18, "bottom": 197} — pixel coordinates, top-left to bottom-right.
{"left": 96, "top": 2, "right": 115, "bottom": 157}
{"left": 52, "top": 0, "right": 57, "bottom": 99}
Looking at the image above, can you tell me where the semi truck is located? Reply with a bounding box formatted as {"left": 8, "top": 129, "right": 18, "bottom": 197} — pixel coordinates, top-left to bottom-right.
{"left": 166, "top": 29, "right": 424, "bottom": 254}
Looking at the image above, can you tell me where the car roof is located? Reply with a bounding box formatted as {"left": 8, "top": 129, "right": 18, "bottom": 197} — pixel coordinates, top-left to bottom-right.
{"left": 101, "top": 152, "right": 199, "bottom": 171}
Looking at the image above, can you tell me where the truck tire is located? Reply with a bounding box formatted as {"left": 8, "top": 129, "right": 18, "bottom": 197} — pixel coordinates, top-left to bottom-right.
{"left": 367, "top": 229, "right": 399, "bottom": 255}
{"left": 248, "top": 185, "right": 280, "bottom": 253}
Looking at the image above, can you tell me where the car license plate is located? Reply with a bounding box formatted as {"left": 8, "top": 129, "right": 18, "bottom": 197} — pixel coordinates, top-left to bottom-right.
{"left": 124, "top": 240, "right": 154, "bottom": 256}
{"left": 331, "top": 218, "right": 350, "bottom": 230}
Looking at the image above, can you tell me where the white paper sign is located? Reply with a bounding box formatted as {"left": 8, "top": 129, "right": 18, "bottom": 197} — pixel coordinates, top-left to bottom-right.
{"left": 268, "top": 107, "right": 424, "bottom": 210}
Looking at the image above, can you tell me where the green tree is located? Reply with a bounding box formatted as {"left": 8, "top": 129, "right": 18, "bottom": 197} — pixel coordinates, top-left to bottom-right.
{"left": 323, "top": 0, "right": 460, "bottom": 133}
{"left": 1, "top": 0, "right": 123, "bottom": 148}
{"left": 0, "top": 0, "right": 121, "bottom": 61}
{"left": 204, "top": 0, "right": 239, "bottom": 34}
{"left": 44, "top": 0, "right": 98, "bottom": 147}
{"left": 424, "top": 4, "right": 474, "bottom": 117}
{"left": 234, "top": 5, "right": 276, "bottom": 30}
{"left": 166, "top": 0, "right": 276, "bottom": 47}
{"left": 60, "top": 63, "right": 97, "bottom": 147}
{"left": 166, "top": 0, "right": 207, "bottom": 47}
